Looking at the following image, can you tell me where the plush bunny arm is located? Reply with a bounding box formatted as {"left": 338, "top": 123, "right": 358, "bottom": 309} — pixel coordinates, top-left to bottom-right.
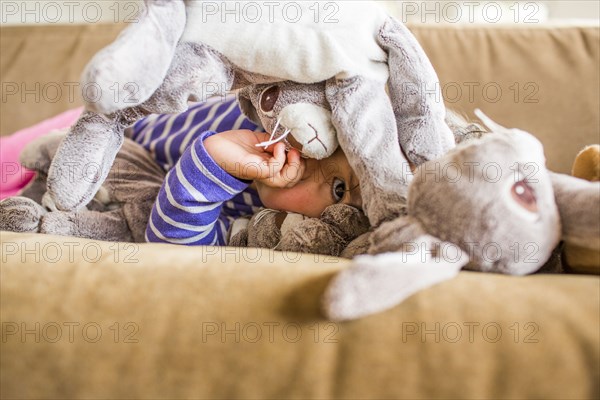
{"left": 47, "top": 42, "right": 235, "bottom": 212}
{"left": 44, "top": 112, "right": 124, "bottom": 211}
{"left": 0, "top": 194, "right": 133, "bottom": 241}
{"left": 38, "top": 209, "right": 134, "bottom": 242}
{"left": 325, "top": 76, "right": 412, "bottom": 226}
{"left": 0, "top": 197, "right": 47, "bottom": 233}
{"left": 322, "top": 236, "right": 470, "bottom": 321}
{"left": 377, "top": 17, "right": 455, "bottom": 165}
{"left": 140, "top": 42, "right": 236, "bottom": 115}
{"left": 81, "top": 0, "right": 186, "bottom": 114}
{"left": 550, "top": 172, "right": 600, "bottom": 251}
{"left": 19, "top": 129, "right": 68, "bottom": 174}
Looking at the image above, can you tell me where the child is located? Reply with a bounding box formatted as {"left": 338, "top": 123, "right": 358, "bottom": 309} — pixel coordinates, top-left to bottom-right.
{"left": 129, "top": 95, "right": 362, "bottom": 246}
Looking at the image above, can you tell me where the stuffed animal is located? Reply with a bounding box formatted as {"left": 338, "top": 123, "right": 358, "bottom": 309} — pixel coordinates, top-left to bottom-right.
{"left": 572, "top": 145, "right": 600, "bottom": 181}
{"left": 0, "top": 84, "right": 334, "bottom": 242}
{"left": 0, "top": 130, "right": 164, "bottom": 242}
{"left": 561, "top": 145, "right": 600, "bottom": 274}
{"left": 44, "top": 0, "right": 454, "bottom": 228}
{"left": 228, "top": 204, "right": 370, "bottom": 257}
{"left": 322, "top": 111, "right": 600, "bottom": 321}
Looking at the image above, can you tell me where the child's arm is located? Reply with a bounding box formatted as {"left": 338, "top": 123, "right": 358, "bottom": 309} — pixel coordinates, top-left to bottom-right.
{"left": 146, "top": 130, "right": 304, "bottom": 245}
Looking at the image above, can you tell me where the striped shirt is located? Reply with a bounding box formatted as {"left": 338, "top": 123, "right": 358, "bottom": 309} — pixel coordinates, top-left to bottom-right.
{"left": 129, "top": 95, "right": 265, "bottom": 245}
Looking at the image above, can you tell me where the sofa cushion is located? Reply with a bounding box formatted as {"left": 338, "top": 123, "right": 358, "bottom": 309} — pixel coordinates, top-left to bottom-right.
{"left": 1, "top": 231, "right": 598, "bottom": 399}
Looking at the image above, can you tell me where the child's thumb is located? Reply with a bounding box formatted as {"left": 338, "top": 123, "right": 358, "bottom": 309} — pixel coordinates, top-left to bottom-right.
{"left": 280, "top": 149, "right": 305, "bottom": 188}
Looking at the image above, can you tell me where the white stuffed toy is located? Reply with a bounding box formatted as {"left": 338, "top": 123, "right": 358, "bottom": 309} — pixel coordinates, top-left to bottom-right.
{"left": 44, "top": 0, "right": 454, "bottom": 227}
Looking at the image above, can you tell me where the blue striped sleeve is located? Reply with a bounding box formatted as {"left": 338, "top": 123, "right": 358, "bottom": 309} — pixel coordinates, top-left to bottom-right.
{"left": 129, "top": 95, "right": 262, "bottom": 171}
{"left": 145, "top": 130, "right": 250, "bottom": 246}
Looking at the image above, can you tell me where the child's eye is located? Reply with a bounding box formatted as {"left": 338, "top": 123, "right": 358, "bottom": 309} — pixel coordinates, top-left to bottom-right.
{"left": 331, "top": 177, "right": 347, "bottom": 203}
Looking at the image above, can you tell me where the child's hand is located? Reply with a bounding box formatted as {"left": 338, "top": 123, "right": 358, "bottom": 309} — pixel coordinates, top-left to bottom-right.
{"left": 204, "top": 130, "right": 305, "bottom": 187}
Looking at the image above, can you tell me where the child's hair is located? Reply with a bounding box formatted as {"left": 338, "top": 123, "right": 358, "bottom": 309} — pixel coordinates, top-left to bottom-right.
{"left": 445, "top": 110, "right": 488, "bottom": 144}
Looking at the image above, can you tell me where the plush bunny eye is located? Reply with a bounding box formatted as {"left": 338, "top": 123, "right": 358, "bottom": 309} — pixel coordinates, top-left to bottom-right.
{"left": 260, "top": 85, "right": 280, "bottom": 113}
{"left": 511, "top": 180, "right": 538, "bottom": 212}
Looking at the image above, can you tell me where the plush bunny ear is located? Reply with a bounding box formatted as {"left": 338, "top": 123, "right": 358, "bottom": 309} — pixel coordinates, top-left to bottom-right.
{"left": 81, "top": 0, "right": 186, "bottom": 114}
{"left": 322, "top": 235, "right": 470, "bottom": 321}
{"left": 474, "top": 109, "right": 508, "bottom": 132}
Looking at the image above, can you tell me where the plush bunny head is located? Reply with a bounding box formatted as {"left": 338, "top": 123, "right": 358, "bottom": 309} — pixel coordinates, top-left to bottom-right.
{"left": 237, "top": 81, "right": 337, "bottom": 160}
{"left": 323, "top": 111, "right": 599, "bottom": 321}
{"left": 405, "top": 114, "right": 560, "bottom": 275}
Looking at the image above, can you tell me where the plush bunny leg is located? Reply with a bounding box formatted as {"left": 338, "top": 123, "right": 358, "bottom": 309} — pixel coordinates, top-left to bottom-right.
{"left": 45, "top": 111, "right": 127, "bottom": 211}
{"left": 322, "top": 237, "right": 470, "bottom": 321}
{"left": 81, "top": 0, "right": 186, "bottom": 114}
{"left": 47, "top": 42, "right": 234, "bottom": 212}
{"left": 17, "top": 136, "right": 59, "bottom": 205}
{"left": 105, "top": 178, "right": 164, "bottom": 243}
{"left": 377, "top": 17, "right": 455, "bottom": 165}
{"left": 39, "top": 209, "right": 133, "bottom": 242}
{"left": 19, "top": 129, "right": 67, "bottom": 173}
{"left": 550, "top": 172, "right": 600, "bottom": 250}
{"left": 326, "top": 76, "right": 412, "bottom": 226}
{"left": 0, "top": 197, "right": 46, "bottom": 233}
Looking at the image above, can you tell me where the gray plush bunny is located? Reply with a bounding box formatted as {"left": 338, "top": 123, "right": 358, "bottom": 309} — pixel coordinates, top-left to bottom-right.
{"left": 323, "top": 111, "right": 600, "bottom": 321}
{"left": 44, "top": 0, "right": 454, "bottom": 228}
{"left": 0, "top": 130, "right": 164, "bottom": 242}
{"left": 0, "top": 80, "right": 363, "bottom": 242}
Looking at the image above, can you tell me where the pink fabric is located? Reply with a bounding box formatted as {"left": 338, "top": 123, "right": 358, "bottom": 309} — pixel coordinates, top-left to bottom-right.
{"left": 0, "top": 107, "right": 83, "bottom": 200}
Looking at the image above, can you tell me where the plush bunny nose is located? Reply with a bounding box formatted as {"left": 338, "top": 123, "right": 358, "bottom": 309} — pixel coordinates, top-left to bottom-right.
{"left": 278, "top": 103, "right": 338, "bottom": 160}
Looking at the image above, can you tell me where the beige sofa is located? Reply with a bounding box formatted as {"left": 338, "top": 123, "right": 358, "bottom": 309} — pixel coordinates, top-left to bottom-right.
{"left": 1, "top": 23, "right": 599, "bottom": 399}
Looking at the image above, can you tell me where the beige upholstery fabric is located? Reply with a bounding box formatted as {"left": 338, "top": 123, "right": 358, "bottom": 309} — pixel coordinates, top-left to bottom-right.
{"left": 411, "top": 24, "right": 600, "bottom": 174}
{"left": 0, "top": 24, "right": 124, "bottom": 136}
{"left": 1, "top": 232, "right": 599, "bottom": 399}
{"left": 1, "top": 22, "right": 599, "bottom": 399}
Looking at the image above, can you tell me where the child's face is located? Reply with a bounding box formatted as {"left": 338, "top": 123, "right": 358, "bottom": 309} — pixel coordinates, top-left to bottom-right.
{"left": 255, "top": 148, "right": 362, "bottom": 218}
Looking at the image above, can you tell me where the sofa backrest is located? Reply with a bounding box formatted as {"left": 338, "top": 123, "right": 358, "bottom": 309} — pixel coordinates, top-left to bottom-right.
{"left": 1, "top": 23, "right": 598, "bottom": 173}
{"left": 410, "top": 24, "right": 599, "bottom": 174}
